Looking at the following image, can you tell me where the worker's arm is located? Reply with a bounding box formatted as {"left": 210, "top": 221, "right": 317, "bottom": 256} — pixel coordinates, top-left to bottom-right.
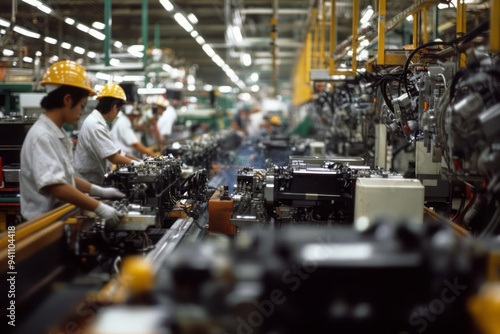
{"left": 44, "top": 183, "right": 99, "bottom": 211}
{"left": 74, "top": 175, "right": 92, "bottom": 193}
{"left": 124, "top": 153, "right": 141, "bottom": 161}
{"left": 132, "top": 142, "right": 157, "bottom": 157}
{"left": 107, "top": 152, "right": 134, "bottom": 165}
{"left": 150, "top": 118, "right": 164, "bottom": 148}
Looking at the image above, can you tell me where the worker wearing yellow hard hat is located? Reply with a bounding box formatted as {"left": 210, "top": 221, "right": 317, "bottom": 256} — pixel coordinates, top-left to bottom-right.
{"left": 20, "top": 60, "right": 124, "bottom": 226}
{"left": 74, "top": 83, "right": 142, "bottom": 185}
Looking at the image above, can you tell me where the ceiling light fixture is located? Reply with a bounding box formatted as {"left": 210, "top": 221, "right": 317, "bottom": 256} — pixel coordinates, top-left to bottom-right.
{"left": 61, "top": 42, "right": 71, "bottom": 49}
{"left": 76, "top": 23, "right": 90, "bottom": 33}
{"left": 2, "top": 49, "right": 14, "bottom": 56}
{"left": 43, "top": 36, "right": 57, "bottom": 44}
{"left": 218, "top": 86, "right": 232, "bottom": 93}
{"left": 89, "top": 29, "right": 105, "bottom": 40}
{"left": 73, "top": 46, "right": 85, "bottom": 54}
{"left": 203, "top": 84, "right": 213, "bottom": 91}
{"left": 0, "top": 19, "right": 11, "bottom": 28}
{"left": 37, "top": 3, "right": 52, "bottom": 14}
{"left": 251, "top": 85, "right": 260, "bottom": 92}
{"left": 190, "top": 30, "right": 199, "bottom": 38}
{"left": 13, "top": 26, "right": 40, "bottom": 39}
{"left": 174, "top": 13, "right": 193, "bottom": 33}
{"left": 159, "top": 0, "right": 174, "bottom": 12}
{"left": 231, "top": 26, "right": 243, "bottom": 43}
{"left": 202, "top": 44, "right": 215, "bottom": 57}
{"left": 92, "top": 21, "right": 105, "bottom": 30}
{"left": 114, "top": 41, "right": 123, "bottom": 48}
{"left": 188, "top": 85, "right": 196, "bottom": 91}
{"left": 195, "top": 36, "right": 205, "bottom": 45}
{"left": 96, "top": 72, "right": 111, "bottom": 80}
{"left": 137, "top": 87, "right": 166, "bottom": 94}
{"left": 250, "top": 72, "right": 259, "bottom": 82}
{"left": 23, "top": 56, "right": 33, "bottom": 63}
{"left": 109, "top": 58, "right": 121, "bottom": 66}
{"left": 187, "top": 13, "right": 198, "bottom": 24}
{"left": 123, "top": 75, "right": 146, "bottom": 82}
{"left": 64, "top": 18, "right": 75, "bottom": 25}
{"left": 359, "top": 6, "right": 374, "bottom": 24}
{"left": 87, "top": 51, "right": 97, "bottom": 58}
{"left": 241, "top": 53, "right": 252, "bottom": 66}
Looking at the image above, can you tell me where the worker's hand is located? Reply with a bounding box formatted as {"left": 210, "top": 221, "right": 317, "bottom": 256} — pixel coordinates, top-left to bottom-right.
{"left": 95, "top": 202, "right": 123, "bottom": 228}
{"left": 131, "top": 160, "right": 144, "bottom": 166}
{"left": 89, "top": 184, "right": 126, "bottom": 199}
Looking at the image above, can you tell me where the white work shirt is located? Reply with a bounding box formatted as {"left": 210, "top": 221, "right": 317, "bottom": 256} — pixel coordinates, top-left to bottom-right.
{"left": 157, "top": 106, "right": 177, "bottom": 137}
{"left": 20, "top": 113, "right": 76, "bottom": 220}
{"left": 74, "top": 109, "right": 120, "bottom": 184}
{"left": 110, "top": 111, "right": 139, "bottom": 156}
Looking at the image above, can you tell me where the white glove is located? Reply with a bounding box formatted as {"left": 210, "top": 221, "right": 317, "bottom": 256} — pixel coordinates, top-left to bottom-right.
{"left": 131, "top": 160, "right": 144, "bottom": 166}
{"left": 95, "top": 202, "right": 122, "bottom": 228}
{"left": 89, "top": 184, "right": 126, "bottom": 199}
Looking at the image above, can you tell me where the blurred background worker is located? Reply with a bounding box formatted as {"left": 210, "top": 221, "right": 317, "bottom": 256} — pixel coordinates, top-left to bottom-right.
{"left": 73, "top": 83, "right": 140, "bottom": 185}
{"left": 231, "top": 103, "right": 250, "bottom": 137}
{"left": 20, "top": 60, "right": 124, "bottom": 225}
{"left": 157, "top": 98, "right": 177, "bottom": 147}
{"left": 110, "top": 104, "right": 157, "bottom": 159}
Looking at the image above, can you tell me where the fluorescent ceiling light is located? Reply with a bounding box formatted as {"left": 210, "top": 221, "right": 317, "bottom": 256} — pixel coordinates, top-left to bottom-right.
{"left": 187, "top": 75, "right": 195, "bottom": 85}
{"left": 188, "top": 85, "right": 196, "bottom": 91}
{"left": 251, "top": 84, "right": 260, "bottom": 92}
{"left": 49, "top": 55, "right": 59, "bottom": 62}
{"left": 73, "top": 46, "right": 85, "bottom": 54}
{"left": 127, "top": 45, "right": 144, "bottom": 52}
{"left": 89, "top": 29, "right": 105, "bottom": 40}
{"left": 114, "top": 41, "right": 123, "bottom": 48}
{"left": 23, "top": 56, "right": 33, "bottom": 63}
{"left": 406, "top": 15, "right": 413, "bottom": 22}
{"left": 37, "top": 3, "right": 52, "bottom": 14}
{"left": 0, "top": 29, "right": 5, "bottom": 35}
{"left": 190, "top": 30, "right": 199, "bottom": 38}
{"left": 87, "top": 51, "right": 97, "bottom": 58}
{"left": 232, "top": 26, "right": 243, "bottom": 43}
{"left": 61, "top": 42, "right": 71, "bottom": 49}
{"left": 174, "top": 13, "right": 193, "bottom": 33}
{"left": 360, "top": 6, "right": 374, "bottom": 24}
{"left": 137, "top": 87, "right": 166, "bottom": 95}
{"left": 95, "top": 72, "right": 111, "bottom": 80}
{"left": 241, "top": 53, "right": 252, "bottom": 66}
{"left": 202, "top": 44, "right": 215, "bottom": 57}
{"left": 222, "top": 64, "right": 230, "bottom": 71}
{"left": 13, "top": 26, "right": 40, "bottom": 39}
{"left": 236, "top": 80, "right": 246, "bottom": 89}
{"left": 94, "top": 84, "right": 104, "bottom": 92}
{"left": 160, "top": 0, "right": 174, "bottom": 11}
{"left": 113, "top": 76, "right": 123, "bottom": 83}
{"left": 76, "top": 23, "right": 90, "bottom": 33}
{"left": 109, "top": 58, "right": 121, "bottom": 66}
{"left": 218, "top": 86, "right": 232, "bottom": 93}
{"left": 65, "top": 18, "right": 75, "bottom": 25}
{"left": 0, "top": 19, "right": 11, "bottom": 28}
{"left": 203, "top": 84, "right": 213, "bottom": 91}
{"left": 250, "top": 72, "right": 259, "bottom": 82}
{"left": 123, "top": 75, "right": 145, "bottom": 82}
{"left": 35, "top": 51, "right": 42, "bottom": 56}
{"left": 2, "top": 49, "right": 14, "bottom": 56}
{"left": 44, "top": 36, "right": 57, "bottom": 44}
{"left": 195, "top": 36, "right": 205, "bottom": 45}
{"left": 22, "top": 0, "right": 40, "bottom": 6}
{"left": 162, "top": 64, "right": 172, "bottom": 72}
{"left": 187, "top": 13, "right": 198, "bottom": 24}
{"left": 174, "top": 82, "right": 184, "bottom": 89}
{"left": 92, "top": 21, "right": 105, "bottom": 30}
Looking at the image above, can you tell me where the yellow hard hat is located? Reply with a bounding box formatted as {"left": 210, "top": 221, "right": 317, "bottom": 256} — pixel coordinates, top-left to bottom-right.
{"left": 41, "top": 60, "right": 96, "bottom": 96}
{"left": 269, "top": 115, "right": 282, "bottom": 126}
{"left": 97, "top": 83, "right": 127, "bottom": 101}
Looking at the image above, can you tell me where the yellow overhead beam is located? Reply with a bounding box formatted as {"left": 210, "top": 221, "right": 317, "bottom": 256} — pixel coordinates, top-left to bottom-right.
{"left": 422, "top": 7, "right": 429, "bottom": 44}
{"left": 351, "top": 0, "right": 359, "bottom": 73}
{"left": 457, "top": 0, "right": 467, "bottom": 67}
{"left": 320, "top": 0, "right": 327, "bottom": 68}
{"left": 313, "top": 8, "right": 319, "bottom": 69}
{"left": 329, "top": 0, "right": 336, "bottom": 75}
{"left": 377, "top": 0, "right": 387, "bottom": 65}
{"left": 492, "top": 0, "right": 500, "bottom": 52}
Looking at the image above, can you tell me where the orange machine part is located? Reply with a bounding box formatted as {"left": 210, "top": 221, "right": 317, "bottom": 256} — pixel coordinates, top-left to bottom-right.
{"left": 208, "top": 186, "right": 236, "bottom": 236}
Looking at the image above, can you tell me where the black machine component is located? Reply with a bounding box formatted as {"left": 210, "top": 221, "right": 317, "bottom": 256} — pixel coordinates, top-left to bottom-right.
{"left": 86, "top": 220, "right": 487, "bottom": 334}
{"left": 230, "top": 160, "right": 395, "bottom": 228}
{"left": 103, "top": 155, "right": 182, "bottom": 223}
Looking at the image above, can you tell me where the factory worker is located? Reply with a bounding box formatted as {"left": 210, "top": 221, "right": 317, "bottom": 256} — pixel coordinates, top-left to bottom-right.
{"left": 20, "top": 60, "right": 124, "bottom": 225}
{"left": 110, "top": 105, "right": 157, "bottom": 158}
{"left": 73, "top": 83, "right": 141, "bottom": 185}
{"left": 157, "top": 99, "right": 177, "bottom": 146}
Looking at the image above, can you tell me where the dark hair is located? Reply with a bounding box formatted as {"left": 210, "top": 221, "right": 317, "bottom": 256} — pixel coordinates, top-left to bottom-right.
{"left": 96, "top": 97, "right": 124, "bottom": 115}
{"left": 40, "top": 85, "right": 89, "bottom": 109}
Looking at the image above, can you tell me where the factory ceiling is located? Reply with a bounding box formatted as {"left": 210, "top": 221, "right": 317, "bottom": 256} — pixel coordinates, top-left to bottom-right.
{"left": 0, "top": 0, "right": 484, "bottom": 95}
